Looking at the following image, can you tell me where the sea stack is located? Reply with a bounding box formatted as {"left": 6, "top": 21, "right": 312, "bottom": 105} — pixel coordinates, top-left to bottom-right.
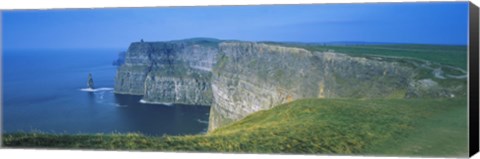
{"left": 87, "top": 73, "right": 94, "bottom": 89}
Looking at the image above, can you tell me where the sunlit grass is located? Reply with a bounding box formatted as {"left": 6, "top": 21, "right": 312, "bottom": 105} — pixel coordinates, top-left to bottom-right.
{"left": 3, "top": 98, "right": 467, "bottom": 157}
{"left": 264, "top": 43, "right": 467, "bottom": 70}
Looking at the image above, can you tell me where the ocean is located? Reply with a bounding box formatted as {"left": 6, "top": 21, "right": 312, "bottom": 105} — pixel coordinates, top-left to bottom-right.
{"left": 2, "top": 49, "right": 210, "bottom": 136}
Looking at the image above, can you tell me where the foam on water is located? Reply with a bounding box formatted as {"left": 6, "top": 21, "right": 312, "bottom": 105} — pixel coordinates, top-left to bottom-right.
{"left": 80, "top": 87, "right": 114, "bottom": 92}
{"left": 139, "top": 99, "right": 173, "bottom": 106}
{"left": 197, "top": 119, "right": 209, "bottom": 124}
{"left": 114, "top": 103, "right": 128, "bottom": 107}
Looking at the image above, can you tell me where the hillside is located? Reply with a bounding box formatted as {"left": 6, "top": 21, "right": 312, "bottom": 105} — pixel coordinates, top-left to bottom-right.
{"left": 3, "top": 98, "right": 468, "bottom": 157}
{"left": 265, "top": 42, "right": 467, "bottom": 70}
{"left": 112, "top": 38, "right": 467, "bottom": 131}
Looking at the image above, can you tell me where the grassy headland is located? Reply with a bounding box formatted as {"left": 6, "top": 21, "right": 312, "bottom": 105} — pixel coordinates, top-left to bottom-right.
{"left": 267, "top": 43, "right": 467, "bottom": 70}
{"left": 3, "top": 98, "right": 467, "bottom": 157}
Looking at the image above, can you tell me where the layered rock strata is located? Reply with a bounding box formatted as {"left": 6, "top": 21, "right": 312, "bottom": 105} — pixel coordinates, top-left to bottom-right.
{"left": 208, "top": 42, "right": 414, "bottom": 130}
{"left": 114, "top": 40, "right": 217, "bottom": 105}
{"left": 114, "top": 39, "right": 466, "bottom": 131}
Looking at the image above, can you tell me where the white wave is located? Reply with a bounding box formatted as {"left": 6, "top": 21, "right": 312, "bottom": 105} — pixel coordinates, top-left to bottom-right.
{"left": 162, "top": 102, "right": 173, "bottom": 106}
{"left": 139, "top": 99, "right": 173, "bottom": 106}
{"left": 197, "top": 119, "right": 209, "bottom": 124}
{"left": 80, "top": 87, "right": 114, "bottom": 92}
{"left": 114, "top": 104, "right": 128, "bottom": 107}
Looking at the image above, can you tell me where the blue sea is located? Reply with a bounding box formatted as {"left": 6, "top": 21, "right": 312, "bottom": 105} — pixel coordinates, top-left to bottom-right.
{"left": 2, "top": 49, "right": 210, "bottom": 136}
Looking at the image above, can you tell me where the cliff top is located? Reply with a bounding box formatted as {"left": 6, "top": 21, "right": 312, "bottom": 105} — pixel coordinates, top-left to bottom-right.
{"left": 130, "top": 37, "right": 222, "bottom": 48}
{"left": 125, "top": 37, "right": 467, "bottom": 70}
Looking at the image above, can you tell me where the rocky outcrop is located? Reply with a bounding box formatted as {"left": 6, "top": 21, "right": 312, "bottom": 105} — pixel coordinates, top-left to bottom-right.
{"left": 114, "top": 39, "right": 466, "bottom": 131}
{"left": 87, "top": 73, "right": 94, "bottom": 89}
{"left": 208, "top": 42, "right": 415, "bottom": 130}
{"left": 114, "top": 39, "right": 218, "bottom": 105}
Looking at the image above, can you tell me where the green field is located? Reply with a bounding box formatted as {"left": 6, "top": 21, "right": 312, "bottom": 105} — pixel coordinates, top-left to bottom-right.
{"left": 3, "top": 98, "right": 468, "bottom": 157}
{"left": 269, "top": 43, "right": 467, "bottom": 70}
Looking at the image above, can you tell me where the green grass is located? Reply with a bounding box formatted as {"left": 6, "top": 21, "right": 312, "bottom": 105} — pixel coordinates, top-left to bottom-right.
{"left": 3, "top": 98, "right": 467, "bottom": 157}
{"left": 265, "top": 43, "right": 467, "bottom": 70}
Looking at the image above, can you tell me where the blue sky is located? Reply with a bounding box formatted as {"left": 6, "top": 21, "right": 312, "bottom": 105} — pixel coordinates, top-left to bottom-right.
{"left": 2, "top": 2, "right": 469, "bottom": 50}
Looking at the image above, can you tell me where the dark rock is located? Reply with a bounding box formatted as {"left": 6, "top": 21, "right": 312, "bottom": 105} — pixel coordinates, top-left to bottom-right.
{"left": 87, "top": 73, "right": 94, "bottom": 89}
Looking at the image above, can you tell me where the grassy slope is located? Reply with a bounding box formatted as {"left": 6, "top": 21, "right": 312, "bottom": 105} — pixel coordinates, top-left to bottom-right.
{"left": 270, "top": 43, "right": 467, "bottom": 70}
{"left": 3, "top": 98, "right": 467, "bottom": 157}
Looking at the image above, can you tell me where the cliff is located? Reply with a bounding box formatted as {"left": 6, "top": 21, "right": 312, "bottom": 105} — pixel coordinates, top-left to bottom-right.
{"left": 114, "top": 39, "right": 218, "bottom": 105}
{"left": 114, "top": 39, "right": 467, "bottom": 131}
{"left": 208, "top": 42, "right": 414, "bottom": 130}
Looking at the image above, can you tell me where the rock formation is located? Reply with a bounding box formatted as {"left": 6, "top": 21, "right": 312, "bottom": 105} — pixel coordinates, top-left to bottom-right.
{"left": 114, "top": 38, "right": 218, "bottom": 105}
{"left": 113, "top": 38, "right": 467, "bottom": 131}
{"left": 87, "top": 73, "right": 94, "bottom": 89}
{"left": 208, "top": 42, "right": 413, "bottom": 130}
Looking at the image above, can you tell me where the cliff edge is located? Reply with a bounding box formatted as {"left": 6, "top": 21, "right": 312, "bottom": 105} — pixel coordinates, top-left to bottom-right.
{"left": 114, "top": 39, "right": 218, "bottom": 106}
{"left": 114, "top": 39, "right": 467, "bottom": 131}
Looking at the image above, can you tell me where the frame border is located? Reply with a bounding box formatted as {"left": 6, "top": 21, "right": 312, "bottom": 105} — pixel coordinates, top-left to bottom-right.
{"left": 469, "top": 1, "right": 479, "bottom": 157}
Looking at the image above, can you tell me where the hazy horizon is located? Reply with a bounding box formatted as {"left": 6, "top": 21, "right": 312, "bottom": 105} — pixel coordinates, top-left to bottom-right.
{"left": 2, "top": 38, "right": 470, "bottom": 52}
{"left": 3, "top": 2, "right": 469, "bottom": 50}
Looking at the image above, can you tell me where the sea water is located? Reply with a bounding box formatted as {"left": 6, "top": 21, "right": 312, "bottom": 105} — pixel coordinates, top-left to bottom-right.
{"left": 2, "top": 49, "right": 210, "bottom": 136}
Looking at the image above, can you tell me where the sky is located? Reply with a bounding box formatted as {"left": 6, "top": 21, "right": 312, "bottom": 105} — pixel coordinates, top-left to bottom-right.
{"left": 2, "top": 2, "right": 469, "bottom": 50}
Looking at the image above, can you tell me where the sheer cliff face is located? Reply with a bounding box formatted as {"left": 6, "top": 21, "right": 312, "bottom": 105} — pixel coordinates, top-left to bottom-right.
{"left": 208, "top": 42, "right": 415, "bottom": 130}
{"left": 115, "top": 40, "right": 465, "bottom": 131}
{"left": 114, "top": 42, "right": 217, "bottom": 105}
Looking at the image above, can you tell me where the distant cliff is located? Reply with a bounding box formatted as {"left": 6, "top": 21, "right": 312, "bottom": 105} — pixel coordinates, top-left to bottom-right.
{"left": 114, "top": 38, "right": 467, "bottom": 131}
{"left": 114, "top": 39, "right": 218, "bottom": 105}
{"left": 112, "top": 51, "right": 126, "bottom": 66}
